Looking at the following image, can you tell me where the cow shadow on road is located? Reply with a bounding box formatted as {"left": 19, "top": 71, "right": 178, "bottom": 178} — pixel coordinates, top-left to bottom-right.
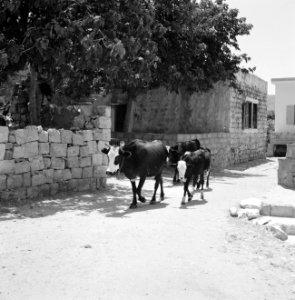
{"left": 0, "top": 181, "right": 169, "bottom": 221}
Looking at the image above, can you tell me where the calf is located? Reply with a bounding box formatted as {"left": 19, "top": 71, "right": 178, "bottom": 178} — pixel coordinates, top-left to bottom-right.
{"left": 168, "top": 138, "right": 201, "bottom": 182}
{"left": 102, "top": 139, "right": 168, "bottom": 209}
{"left": 177, "top": 148, "right": 210, "bottom": 205}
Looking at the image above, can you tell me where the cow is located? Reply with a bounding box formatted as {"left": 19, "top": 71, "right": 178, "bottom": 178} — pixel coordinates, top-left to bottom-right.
{"left": 168, "top": 138, "right": 201, "bottom": 183}
{"left": 101, "top": 139, "right": 168, "bottom": 209}
{"left": 177, "top": 148, "right": 211, "bottom": 205}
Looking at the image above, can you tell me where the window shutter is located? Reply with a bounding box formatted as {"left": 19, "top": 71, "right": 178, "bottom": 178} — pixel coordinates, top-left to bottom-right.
{"left": 286, "top": 105, "right": 295, "bottom": 125}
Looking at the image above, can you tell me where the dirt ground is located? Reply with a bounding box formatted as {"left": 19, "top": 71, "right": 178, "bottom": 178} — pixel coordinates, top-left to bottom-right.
{"left": 1, "top": 157, "right": 295, "bottom": 300}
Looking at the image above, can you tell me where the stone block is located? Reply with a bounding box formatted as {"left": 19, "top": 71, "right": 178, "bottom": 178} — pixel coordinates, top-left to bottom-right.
{"left": 66, "top": 157, "right": 79, "bottom": 168}
{"left": 5, "top": 143, "right": 13, "bottom": 150}
{"left": 82, "top": 166, "right": 93, "bottom": 178}
{"left": 100, "top": 177, "right": 107, "bottom": 188}
{"left": 7, "top": 174, "right": 23, "bottom": 189}
{"left": 38, "top": 184, "right": 50, "bottom": 196}
{"left": 50, "top": 183, "right": 59, "bottom": 195}
{"left": 95, "top": 106, "right": 111, "bottom": 118}
{"left": 39, "top": 142, "right": 49, "bottom": 155}
{"left": 53, "top": 169, "right": 72, "bottom": 182}
{"left": 82, "top": 130, "right": 93, "bottom": 141}
{"left": 87, "top": 141, "right": 97, "bottom": 154}
{"left": 102, "top": 129, "right": 111, "bottom": 142}
{"left": 0, "top": 144, "right": 5, "bottom": 160}
{"left": 43, "top": 157, "right": 51, "bottom": 169}
{"left": 93, "top": 166, "right": 107, "bottom": 178}
{"left": 0, "top": 126, "right": 9, "bottom": 143}
{"left": 48, "top": 129, "right": 61, "bottom": 143}
{"left": 0, "top": 160, "right": 15, "bottom": 174}
{"left": 68, "top": 179, "right": 79, "bottom": 192}
{"left": 61, "top": 130, "right": 73, "bottom": 144}
{"left": 72, "top": 168, "right": 82, "bottom": 179}
{"left": 38, "top": 130, "right": 49, "bottom": 142}
{"left": 29, "top": 155, "right": 45, "bottom": 171}
{"left": 92, "top": 129, "right": 103, "bottom": 141}
{"left": 0, "top": 175, "right": 7, "bottom": 190}
{"left": 27, "top": 186, "right": 39, "bottom": 199}
{"left": 286, "top": 143, "right": 295, "bottom": 158}
{"left": 67, "top": 146, "right": 79, "bottom": 157}
{"left": 51, "top": 157, "right": 65, "bottom": 169}
{"left": 77, "top": 179, "right": 91, "bottom": 191}
{"left": 15, "top": 126, "right": 38, "bottom": 144}
{"left": 58, "top": 181, "right": 69, "bottom": 192}
{"left": 97, "top": 116, "right": 111, "bottom": 129}
{"left": 15, "top": 161, "right": 30, "bottom": 174}
{"left": 80, "top": 145, "right": 90, "bottom": 157}
{"left": 240, "top": 198, "right": 262, "bottom": 210}
{"left": 13, "top": 142, "right": 39, "bottom": 159}
{"left": 102, "top": 154, "right": 109, "bottom": 166}
{"left": 80, "top": 156, "right": 91, "bottom": 167}
{"left": 72, "top": 132, "right": 84, "bottom": 145}
{"left": 92, "top": 153, "right": 103, "bottom": 166}
{"left": 50, "top": 143, "right": 67, "bottom": 157}
{"left": 8, "top": 132, "right": 15, "bottom": 143}
{"left": 270, "top": 205, "right": 295, "bottom": 218}
{"left": 90, "top": 178, "right": 97, "bottom": 190}
{"left": 23, "top": 173, "right": 31, "bottom": 187}
{"left": 97, "top": 140, "right": 107, "bottom": 152}
{"left": 43, "top": 169, "right": 54, "bottom": 184}
{"left": 32, "top": 173, "right": 46, "bottom": 186}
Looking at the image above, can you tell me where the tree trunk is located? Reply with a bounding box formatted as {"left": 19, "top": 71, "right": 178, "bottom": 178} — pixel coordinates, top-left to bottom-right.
{"left": 124, "top": 89, "right": 136, "bottom": 133}
{"left": 29, "top": 67, "right": 40, "bottom": 125}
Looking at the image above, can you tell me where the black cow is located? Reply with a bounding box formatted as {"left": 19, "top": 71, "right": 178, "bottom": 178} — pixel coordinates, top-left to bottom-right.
{"left": 102, "top": 139, "right": 168, "bottom": 209}
{"left": 177, "top": 148, "right": 211, "bottom": 205}
{"left": 168, "top": 138, "right": 201, "bottom": 182}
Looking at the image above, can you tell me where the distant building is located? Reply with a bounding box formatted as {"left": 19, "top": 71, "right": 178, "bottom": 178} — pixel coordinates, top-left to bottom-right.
{"left": 268, "top": 77, "right": 295, "bottom": 156}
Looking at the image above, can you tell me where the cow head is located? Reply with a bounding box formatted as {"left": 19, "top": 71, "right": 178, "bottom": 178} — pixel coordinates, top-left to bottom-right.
{"left": 168, "top": 145, "right": 180, "bottom": 166}
{"left": 177, "top": 152, "right": 191, "bottom": 182}
{"left": 101, "top": 145, "right": 120, "bottom": 175}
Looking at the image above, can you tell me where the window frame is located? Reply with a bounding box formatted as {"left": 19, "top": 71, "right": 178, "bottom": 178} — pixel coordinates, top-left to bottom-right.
{"left": 242, "top": 97, "right": 258, "bottom": 130}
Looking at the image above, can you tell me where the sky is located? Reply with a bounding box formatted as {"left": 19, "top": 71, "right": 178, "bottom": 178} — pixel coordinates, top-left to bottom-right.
{"left": 225, "top": 0, "right": 295, "bottom": 95}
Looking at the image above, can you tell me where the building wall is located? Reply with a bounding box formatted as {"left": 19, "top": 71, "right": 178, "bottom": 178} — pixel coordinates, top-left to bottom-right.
{"left": 273, "top": 79, "right": 295, "bottom": 133}
{"left": 0, "top": 107, "right": 111, "bottom": 202}
{"left": 133, "top": 82, "right": 231, "bottom": 134}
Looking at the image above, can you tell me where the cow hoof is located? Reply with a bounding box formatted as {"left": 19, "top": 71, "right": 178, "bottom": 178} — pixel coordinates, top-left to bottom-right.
{"left": 139, "top": 196, "right": 146, "bottom": 203}
{"left": 160, "top": 195, "right": 165, "bottom": 201}
{"left": 188, "top": 197, "right": 192, "bottom": 202}
{"left": 181, "top": 202, "right": 186, "bottom": 206}
{"left": 129, "top": 203, "right": 137, "bottom": 209}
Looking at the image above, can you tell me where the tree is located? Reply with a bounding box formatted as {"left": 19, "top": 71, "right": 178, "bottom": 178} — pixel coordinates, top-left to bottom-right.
{"left": 152, "top": 0, "right": 254, "bottom": 93}
{"left": 0, "top": 0, "right": 254, "bottom": 127}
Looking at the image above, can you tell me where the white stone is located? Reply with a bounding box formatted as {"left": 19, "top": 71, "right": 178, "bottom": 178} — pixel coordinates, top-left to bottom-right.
{"left": 72, "top": 168, "right": 82, "bottom": 179}
{"left": 15, "top": 127, "right": 38, "bottom": 144}
{"left": 66, "top": 157, "right": 79, "bottom": 168}
{"left": 92, "top": 129, "right": 103, "bottom": 141}
{"left": 267, "top": 224, "right": 288, "bottom": 241}
{"left": 29, "top": 156, "right": 45, "bottom": 171}
{"left": 82, "top": 166, "right": 93, "bottom": 178}
{"left": 240, "top": 198, "right": 262, "bottom": 209}
{"left": 51, "top": 157, "right": 65, "bottom": 169}
{"left": 7, "top": 174, "right": 23, "bottom": 189}
{"left": 92, "top": 153, "right": 103, "bottom": 166}
{"left": 39, "top": 142, "right": 50, "bottom": 155}
{"left": 80, "top": 146, "right": 90, "bottom": 157}
{"left": 229, "top": 207, "right": 238, "bottom": 217}
{"left": 13, "top": 142, "right": 39, "bottom": 159}
{"left": 0, "top": 126, "right": 9, "bottom": 143}
{"left": 82, "top": 130, "right": 93, "bottom": 142}
{"left": 80, "top": 156, "right": 91, "bottom": 167}
{"left": 87, "top": 141, "right": 97, "bottom": 154}
{"left": 97, "top": 116, "right": 111, "bottom": 129}
{"left": 32, "top": 173, "right": 46, "bottom": 186}
{"left": 43, "top": 169, "right": 54, "bottom": 184}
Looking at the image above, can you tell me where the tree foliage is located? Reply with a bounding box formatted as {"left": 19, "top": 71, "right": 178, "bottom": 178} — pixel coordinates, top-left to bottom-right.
{"left": 0, "top": 0, "right": 254, "bottom": 124}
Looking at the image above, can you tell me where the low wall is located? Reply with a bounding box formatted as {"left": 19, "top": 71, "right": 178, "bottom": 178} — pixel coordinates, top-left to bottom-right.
{"left": 113, "top": 130, "right": 266, "bottom": 169}
{"left": 278, "top": 143, "right": 295, "bottom": 187}
{"left": 0, "top": 109, "right": 111, "bottom": 202}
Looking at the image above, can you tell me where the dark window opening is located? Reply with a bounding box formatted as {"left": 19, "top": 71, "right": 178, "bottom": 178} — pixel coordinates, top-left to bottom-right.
{"left": 242, "top": 101, "right": 258, "bottom": 129}
{"left": 113, "top": 104, "right": 127, "bottom": 132}
{"left": 274, "top": 144, "right": 287, "bottom": 157}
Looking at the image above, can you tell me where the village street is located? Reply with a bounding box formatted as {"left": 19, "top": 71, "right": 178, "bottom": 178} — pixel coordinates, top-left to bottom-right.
{"left": 1, "top": 157, "right": 295, "bottom": 300}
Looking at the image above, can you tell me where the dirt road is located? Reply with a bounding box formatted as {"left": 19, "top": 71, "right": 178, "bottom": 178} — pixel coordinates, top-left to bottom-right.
{"left": 1, "top": 158, "right": 295, "bottom": 300}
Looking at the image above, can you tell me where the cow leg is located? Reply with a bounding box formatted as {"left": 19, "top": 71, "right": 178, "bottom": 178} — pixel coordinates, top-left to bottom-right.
{"left": 150, "top": 174, "right": 164, "bottom": 204}
{"left": 182, "top": 178, "right": 191, "bottom": 205}
{"left": 199, "top": 173, "right": 205, "bottom": 200}
{"left": 129, "top": 180, "right": 138, "bottom": 209}
{"left": 136, "top": 176, "right": 146, "bottom": 203}
{"left": 173, "top": 167, "right": 179, "bottom": 183}
{"left": 206, "top": 169, "right": 211, "bottom": 189}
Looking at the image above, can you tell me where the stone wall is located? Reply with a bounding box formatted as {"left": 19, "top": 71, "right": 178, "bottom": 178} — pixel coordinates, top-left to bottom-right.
{"left": 113, "top": 131, "right": 266, "bottom": 169}
{"left": 278, "top": 143, "right": 295, "bottom": 187}
{"left": 0, "top": 107, "right": 111, "bottom": 202}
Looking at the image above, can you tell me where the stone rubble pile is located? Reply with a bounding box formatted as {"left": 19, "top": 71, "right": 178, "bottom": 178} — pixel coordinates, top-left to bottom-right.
{"left": 0, "top": 107, "right": 111, "bottom": 201}
{"left": 229, "top": 197, "right": 295, "bottom": 242}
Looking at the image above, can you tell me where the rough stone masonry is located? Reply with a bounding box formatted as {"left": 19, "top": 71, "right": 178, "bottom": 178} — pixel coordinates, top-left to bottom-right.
{"left": 0, "top": 106, "right": 111, "bottom": 202}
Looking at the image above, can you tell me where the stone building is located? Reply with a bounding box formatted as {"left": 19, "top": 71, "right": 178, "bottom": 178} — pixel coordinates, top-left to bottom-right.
{"left": 106, "top": 72, "right": 268, "bottom": 169}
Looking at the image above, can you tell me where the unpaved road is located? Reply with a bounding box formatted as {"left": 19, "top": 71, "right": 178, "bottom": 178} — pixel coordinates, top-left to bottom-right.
{"left": 1, "top": 158, "right": 295, "bottom": 300}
